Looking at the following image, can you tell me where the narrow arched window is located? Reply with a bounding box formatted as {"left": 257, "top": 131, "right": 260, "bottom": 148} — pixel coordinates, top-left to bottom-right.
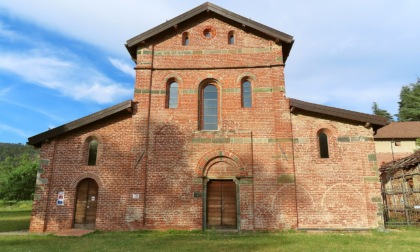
{"left": 168, "top": 81, "right": 178, "bottom": 108}
{"left": 228, "top": 31, "right": 235, "bottom": 45}
{"left": 202, "top": 84, "right": 218, "bottom": 130}
{"left": 318, "top": 132, "right": 329, "bottom": 158}
{"left": 182, "top": 32, "right": 189, "bottom": 46}
{"left": 88, "top": 139, "right": 98, "bottom": 165}
{"left": 242, "top": 80, "right": 252, "bottom": 108}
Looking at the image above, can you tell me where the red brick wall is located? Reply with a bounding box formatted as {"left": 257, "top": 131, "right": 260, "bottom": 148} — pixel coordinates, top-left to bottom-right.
{"left": 30, "top": 14, "right": 380, "bottom": 232}
{"left": 291, "top": 111, "right": 383, "bottom": 229}
{"left": 30, "top": 112, "right": 140, "bottom": 232}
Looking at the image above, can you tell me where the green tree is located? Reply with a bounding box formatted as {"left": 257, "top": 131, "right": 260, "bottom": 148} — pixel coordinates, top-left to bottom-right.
{"left": 372, "top": 102, "right": 394, "bottom": 122}
{"left": 0, "top": 155, "right": 38, "bottom": 201}
{"left": 398, "top": 78, "right": 420, "bottom": 121}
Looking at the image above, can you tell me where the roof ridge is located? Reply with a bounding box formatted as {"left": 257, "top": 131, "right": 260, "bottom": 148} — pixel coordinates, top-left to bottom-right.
{"left": 125, "top": 2, "right": 294, "bottom": 60}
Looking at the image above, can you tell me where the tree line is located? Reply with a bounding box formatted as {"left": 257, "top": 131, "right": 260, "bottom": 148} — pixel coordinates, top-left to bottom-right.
{"left": 373, "top": 78, "right": 420, "bottom": 122}
{"left": 0, "top": 143, "right": 38, "bottom": 201}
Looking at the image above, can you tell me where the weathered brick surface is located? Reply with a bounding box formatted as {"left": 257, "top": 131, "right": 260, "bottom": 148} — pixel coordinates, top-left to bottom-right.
{"left": 29, "top": 13, "right": 380, "bottom": 233}
{"left": 291, "top": 111, "right": 383, "bottom": 229}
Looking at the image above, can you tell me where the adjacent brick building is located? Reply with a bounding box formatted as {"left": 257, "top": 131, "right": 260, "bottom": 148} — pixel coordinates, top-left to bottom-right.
{"left": 28, "top": 2, "right": 388, "bottom": 233}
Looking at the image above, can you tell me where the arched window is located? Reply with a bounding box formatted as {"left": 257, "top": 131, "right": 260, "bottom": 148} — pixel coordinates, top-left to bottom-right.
{"left": 318, "top": 132, "right": 329, "bottom": 158}
{"left": 182, "top": 32, "right": 189, "bottom": 46}
{"left": 228, "top": 31, "right": 235, "bottom": 45}
{"left": 201, "top": 84, "right": 218, "bottom": 130}
{"left": 88, "top": 139, "right": 98, "bottom": 165}
{"left": 242, "top": 80, "right": 252, "bottom": 108}
{"left": 167, "top": 81, "right": 178, "bottom": 108}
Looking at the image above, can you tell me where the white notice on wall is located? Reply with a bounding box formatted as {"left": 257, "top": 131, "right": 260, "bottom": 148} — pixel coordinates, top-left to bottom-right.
{"left": 414, "top": 206, "right": 420, "bottom": 209}
{"left": 132, "top": 194, "right": 140, "bottom": 199}
{"left": 57, "top": 191, "right": 64, "bottom": 206}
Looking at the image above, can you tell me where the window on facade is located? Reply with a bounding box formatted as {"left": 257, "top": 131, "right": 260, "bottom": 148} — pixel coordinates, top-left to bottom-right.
{"left": 242, "top": 80, "right": 252, "bottom": 108}
{"left": 228, "top": 31, "right": 235, "bottom": 45}
{"left": 407, "top": 178, "right": 414, "bottom": 189}
{"left": 182, "top": 32, "right": 189, "bottom": 46}
{"left": 318, "top": 132, "right": 329, "bottom": 158}
{"left": 202, "top": 84, "right": 218, "bottom": 130}
{"left": 168, "top": 81, "right": 178, "bottom": 108}
{"left": 88, "top": 139, "right": 98, "bottom": 166}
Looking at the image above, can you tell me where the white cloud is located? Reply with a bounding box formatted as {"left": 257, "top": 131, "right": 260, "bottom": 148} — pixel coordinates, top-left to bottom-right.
{"left": 109, "top": 58, "right": 135, "bottom": 77}
{"left": 0, "top": 0, "right": 179, "bottom": 55}
{"left": 0, "top": 123, "right": 29, "bottom": 138}
{"left": 0, "top": 51, "right": 132, "bottom": 104}
{"left": 0, "top": 0, "right": 419, "bottom": 114}
{"left": 0, "top": 20, "right": 24, "bottom": 41}
{"left": 0, "top": 96, "right": 64, "bottom": 122}
{"left": 0, "top": 86, "right": 12, "bottom": 97}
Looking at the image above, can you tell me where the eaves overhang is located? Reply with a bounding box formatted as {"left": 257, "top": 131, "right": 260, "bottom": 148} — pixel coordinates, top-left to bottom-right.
{"left": 28, "top": 100, "right": 134, "bottom": 147}
{"left": 289, "top": 98, "right": 388, "bottom": 128}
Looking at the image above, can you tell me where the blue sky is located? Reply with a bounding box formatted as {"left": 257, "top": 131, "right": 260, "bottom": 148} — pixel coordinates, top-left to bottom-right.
{"left": 0, "top": 0, "right": 419, "bottom": 144}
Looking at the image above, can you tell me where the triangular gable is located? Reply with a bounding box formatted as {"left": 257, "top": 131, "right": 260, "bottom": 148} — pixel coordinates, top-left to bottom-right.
{"left": 125, "top": 2, "right": 294, "bottom": 62}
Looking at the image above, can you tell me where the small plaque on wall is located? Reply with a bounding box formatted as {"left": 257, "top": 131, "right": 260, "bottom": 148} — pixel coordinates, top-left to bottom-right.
{"left": 132, "top": 194, "right": 140, "bottom": 199}
{"left": 193, "top": 192, "right": 202, "bottom": 198}
{"left": 57, "top": 191, "right": 64, "bottom": 206}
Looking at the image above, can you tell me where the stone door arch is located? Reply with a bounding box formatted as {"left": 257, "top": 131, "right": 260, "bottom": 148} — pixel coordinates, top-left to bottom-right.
{"left": 198, "top": 151, "right": 247, "bottom": 231}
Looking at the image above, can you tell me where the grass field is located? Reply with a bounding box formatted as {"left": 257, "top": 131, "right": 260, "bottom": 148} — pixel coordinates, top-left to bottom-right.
{"left": 0, "top": 200, "right": 32, "bottom": 232}
{"left": 1, "top": 202, "right": 420, "bottom": 251}
{"left": 0, "top": 228, "right": 419, "bottom": 252}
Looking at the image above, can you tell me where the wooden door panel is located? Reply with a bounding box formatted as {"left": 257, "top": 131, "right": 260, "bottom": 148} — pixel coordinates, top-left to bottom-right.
{"left": 221, "top": 180, "right": 236, "bottom": 227}
{"left": 207, "top": 180, "right": 222, "bottom": 227}
{"left": 74, "top": 181, "right": 88, "bottom": 224}
{"left": 74, "top": 179, "right": 98, "bottom": 228}
{"left": 206, "top": 180, "right": 237, "bottom": 229}
{"left": 85, "top": 182, "right": 98, "bottom": 224}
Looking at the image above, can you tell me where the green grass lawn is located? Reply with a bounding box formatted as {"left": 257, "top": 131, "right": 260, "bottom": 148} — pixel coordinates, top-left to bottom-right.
{"left": 0, "top": 200, "right": 32, "bottom": 232}
{"left": 0, "top": 228, "right": 419, "bottom": 252}
{"left": 1, "top": 203, "right": 419, "bottom": 251}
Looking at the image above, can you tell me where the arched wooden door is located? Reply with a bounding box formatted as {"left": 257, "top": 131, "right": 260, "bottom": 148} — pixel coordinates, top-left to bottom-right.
{"left": 206, "top": 180, "right": 237, "bottom": 229}
{"left": 74, "top": 178, "right": 98, "bottom": 229}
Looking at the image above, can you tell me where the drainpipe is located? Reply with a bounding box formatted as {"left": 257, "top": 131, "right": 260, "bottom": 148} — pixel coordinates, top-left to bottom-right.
{"left": 290, "top": 104, "right": 299, "bottom": 229}
{"left": 251, "top": 131, "right": 255, "bottom": 230}
{"left": 142, "top": 44, "right": 154, "bottom": 227}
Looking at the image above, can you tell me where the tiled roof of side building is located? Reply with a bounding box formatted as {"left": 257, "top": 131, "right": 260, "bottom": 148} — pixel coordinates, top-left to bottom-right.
{"left": 289, "top": 98, "right": 388, "bottom": 128}
{"left": 374, "top": 121, "right": 420, "bottom": 139}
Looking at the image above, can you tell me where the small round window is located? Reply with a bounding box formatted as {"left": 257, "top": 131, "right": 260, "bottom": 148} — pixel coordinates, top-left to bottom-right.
{"left": 202, "top": 26, "right": 216, "bottom": 39}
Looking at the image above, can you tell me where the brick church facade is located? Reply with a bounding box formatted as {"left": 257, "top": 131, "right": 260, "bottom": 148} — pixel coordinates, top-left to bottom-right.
{"left": 28, "top": 3, "right": 387, "bottom": 232}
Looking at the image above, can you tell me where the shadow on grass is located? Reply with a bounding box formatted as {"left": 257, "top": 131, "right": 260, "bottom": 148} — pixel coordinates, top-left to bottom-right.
{"left": 0, "top": 210, "right": 31, "bottom": 232}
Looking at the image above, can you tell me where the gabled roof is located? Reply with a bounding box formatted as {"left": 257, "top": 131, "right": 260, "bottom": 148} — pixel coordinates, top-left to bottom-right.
{"left": 28, "top": 100, "right": 134, "bottom": 147}
{"left": 374, "top": 121, "right": 420, "bottom": 139}
{"left": 380, "top": 150, "right": 420, "bottom": 173}
{"left": 289, "top": 98, "right": 388, "bottom": 128}
{"left": 125, "top": 2, "right": 294, "bottom": 62}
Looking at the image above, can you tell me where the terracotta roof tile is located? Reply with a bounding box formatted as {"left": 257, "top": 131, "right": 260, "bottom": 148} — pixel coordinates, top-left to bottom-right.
{"left": 374, "top": 121, "right": 420, "bottom": 139}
